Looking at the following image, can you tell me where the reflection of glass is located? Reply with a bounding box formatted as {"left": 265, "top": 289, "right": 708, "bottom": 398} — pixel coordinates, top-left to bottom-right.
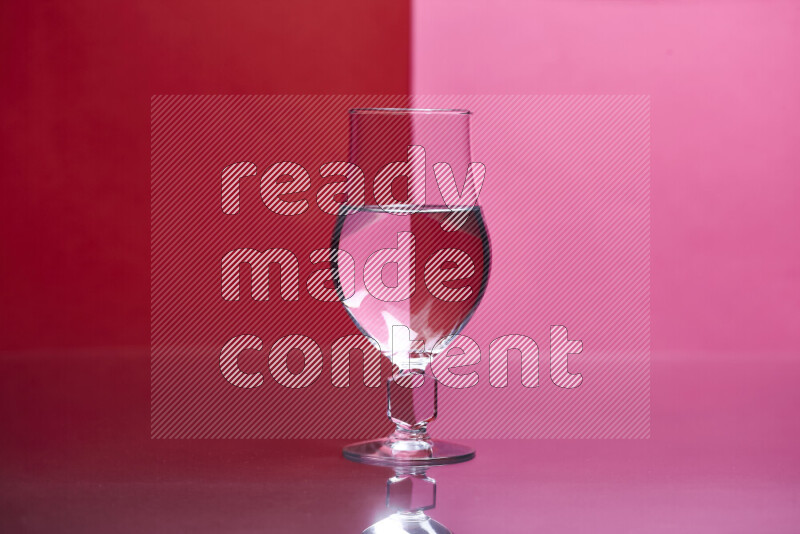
{"left": 333, "top": 109, "right": 490, "bottom": 466}
{"left": 363, "top": 467, "right": 452, "bottom": 534}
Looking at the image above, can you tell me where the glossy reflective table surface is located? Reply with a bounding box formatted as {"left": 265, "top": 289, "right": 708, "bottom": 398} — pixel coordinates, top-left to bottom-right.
{"left": 1, "top": 349, "right": 798, "bottom": 533}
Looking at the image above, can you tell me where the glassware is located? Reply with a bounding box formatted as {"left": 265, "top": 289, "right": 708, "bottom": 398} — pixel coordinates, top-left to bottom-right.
{"left": 332, "top": 108, "right": 490, "bottom": 466}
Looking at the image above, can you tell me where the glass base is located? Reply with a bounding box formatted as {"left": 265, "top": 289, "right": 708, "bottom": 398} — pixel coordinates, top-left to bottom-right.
{"left": 343, "top": 437, "right": 475, "bottom": 467}
{"left": 363, "top": 511, "right": 452, "bottom": 534}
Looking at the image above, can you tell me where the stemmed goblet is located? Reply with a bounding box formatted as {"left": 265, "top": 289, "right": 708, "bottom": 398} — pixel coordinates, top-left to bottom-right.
{"left": 332, "top": 108, "right": 490, "bottom": 466}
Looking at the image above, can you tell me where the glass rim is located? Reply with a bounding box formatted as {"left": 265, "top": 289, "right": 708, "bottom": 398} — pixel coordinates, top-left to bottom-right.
{"left": 349, "top": 107, "right": 471, "bottom": 115}
{"left": 337, "top": 204, "right": 482, "bottom": 213}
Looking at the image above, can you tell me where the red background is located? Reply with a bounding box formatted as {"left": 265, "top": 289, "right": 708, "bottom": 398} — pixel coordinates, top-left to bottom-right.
{"left": 1, "top": 0, "right": 409, "bottom": 481}
{"left": 0, "top": 0, "right": 409, "bottom": 351}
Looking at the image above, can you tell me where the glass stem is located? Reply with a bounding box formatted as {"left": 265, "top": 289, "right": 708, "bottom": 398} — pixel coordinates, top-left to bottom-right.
{"left": 387, "top": 368, "right": 438, "bottom": 441}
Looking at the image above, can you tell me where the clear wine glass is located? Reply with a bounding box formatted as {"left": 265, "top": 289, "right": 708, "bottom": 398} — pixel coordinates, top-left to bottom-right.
{"left": 332, "top": 108, "right": 490, "bottom": 466}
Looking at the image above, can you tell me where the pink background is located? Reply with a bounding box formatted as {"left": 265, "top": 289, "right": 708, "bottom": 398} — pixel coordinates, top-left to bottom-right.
{"left": 414, "top": 0, "right": 800, "bottom": 354}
